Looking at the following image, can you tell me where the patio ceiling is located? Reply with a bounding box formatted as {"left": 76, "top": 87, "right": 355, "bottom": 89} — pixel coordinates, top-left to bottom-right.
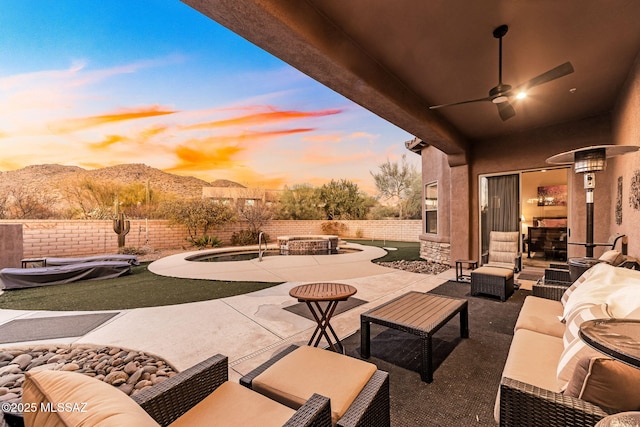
{"left": 182, "top": 0, "right": 640, "bottom": 162}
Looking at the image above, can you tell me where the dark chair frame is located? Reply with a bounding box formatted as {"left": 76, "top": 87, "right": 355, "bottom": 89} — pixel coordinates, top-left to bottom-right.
{"left": 240, "top": 345, "right": 390, "bottom": 427}
{"left": 3, "top": 354, "right": 332, "bottom": 427}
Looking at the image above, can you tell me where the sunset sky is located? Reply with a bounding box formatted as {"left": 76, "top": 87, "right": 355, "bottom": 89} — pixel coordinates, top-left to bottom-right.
{"left": 0, "top": 1, "right": 416, "bottom": 194}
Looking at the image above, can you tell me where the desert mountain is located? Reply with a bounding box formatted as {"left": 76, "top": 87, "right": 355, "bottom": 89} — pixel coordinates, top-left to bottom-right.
{"left": 0, "top": 164, "right": 237, "bottom": 200}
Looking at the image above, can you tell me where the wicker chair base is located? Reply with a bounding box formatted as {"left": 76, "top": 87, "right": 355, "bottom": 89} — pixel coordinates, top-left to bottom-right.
{"left": 471, "top": 268, "right": 514, "bottom": 301}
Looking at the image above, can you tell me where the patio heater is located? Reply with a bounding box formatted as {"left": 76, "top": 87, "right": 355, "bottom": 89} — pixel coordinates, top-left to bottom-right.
{"left": 546, "top": 145, "right": 639, "bottom": 278}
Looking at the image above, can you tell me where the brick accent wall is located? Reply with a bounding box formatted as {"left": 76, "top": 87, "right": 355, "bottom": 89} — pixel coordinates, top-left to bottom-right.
{"left": 0, "top": 220, "right": 421, "bottom": 258}
{"left": 420, "top": 240, "right": 451, "bottom": 265}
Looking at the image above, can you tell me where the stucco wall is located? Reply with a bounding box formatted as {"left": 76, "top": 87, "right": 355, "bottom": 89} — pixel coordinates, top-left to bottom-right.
{"left": 611, "top": 51, "right": 640, "bottom": 257}
{"left": 463, "top": 114, "right": 619, "bottom": 262}
{"left": 0, "top": 219, "right": 421, "bottom": 258}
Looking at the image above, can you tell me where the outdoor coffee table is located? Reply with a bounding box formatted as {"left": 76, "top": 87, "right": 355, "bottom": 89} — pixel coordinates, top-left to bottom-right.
{"left": 360, "top": 291, "right": 468, "bottom": 383}
{"left": 289, "top": 282, "right": 357, "bottom": 353}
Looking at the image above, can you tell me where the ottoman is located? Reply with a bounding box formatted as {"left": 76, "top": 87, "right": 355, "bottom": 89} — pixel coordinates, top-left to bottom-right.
{"left": 470, "top": 266, "right": 514, "bottom": 301}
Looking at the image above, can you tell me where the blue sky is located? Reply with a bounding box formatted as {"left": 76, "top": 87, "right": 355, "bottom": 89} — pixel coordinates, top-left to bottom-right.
{"left": 0, "top": 1, "right": 415, "bottom": 193}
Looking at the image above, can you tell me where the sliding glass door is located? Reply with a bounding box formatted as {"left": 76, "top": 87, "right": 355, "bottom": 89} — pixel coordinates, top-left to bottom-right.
{"left": 480, "top": 174, "right": 520, "bottom": 256}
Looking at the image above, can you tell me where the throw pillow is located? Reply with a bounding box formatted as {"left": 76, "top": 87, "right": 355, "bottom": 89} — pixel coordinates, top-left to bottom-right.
{"left": 22, "top": 370, "right": 160, "bottom": 427}
{"left": 560, "top": 270, "right": 593, "bottom": 309}
{"left": 599, "top": 250, "right": 624, "bottom": 266}
{"left": 556, "top": 335, "right": 601, "bottom": 390}
{"left": 562, "top": 303, "right": 610, "bottom": 347}
{"left": 565, "top": 357, "right": 640, "bottom": 411}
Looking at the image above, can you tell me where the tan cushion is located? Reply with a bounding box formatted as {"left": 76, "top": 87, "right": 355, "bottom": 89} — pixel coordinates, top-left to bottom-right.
{"left": 514, "top": 296, "right": 565, "bottom": 338}
{"left": 556, "top": 335, "right": 602, "bottom": 390}
{"left": 169, "top": 382, "right": 295, "bottom": 427}
{"left": 252, "top": 346, "right": 376, "bottom": 424}
{"left": 494, "top": 329, "right": 564, "bottom": 423}
{"left": 473, "top": 266, "right": 514, "bottom": 279}
{"left": 488, "top": 231, "right": 519, "bottom": 265}
{"left": 564, "top": 357, "right": 640, "bottom": 411}
{"left": 598, "top": 250, "right": 624, "bottom": 266}
{"left": 22, "top": 370, "right": 159, "bottom": 427}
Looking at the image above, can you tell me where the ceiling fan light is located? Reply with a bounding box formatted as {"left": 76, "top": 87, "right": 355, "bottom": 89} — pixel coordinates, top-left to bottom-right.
{"left": 516, "top": 91, "right": 527, "bottom": 99}
{"left": 492, "top": 95, "right": 509, "bottom": 104}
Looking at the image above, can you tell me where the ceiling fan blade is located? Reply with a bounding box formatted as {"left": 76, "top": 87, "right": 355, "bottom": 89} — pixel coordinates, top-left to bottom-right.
{"left": 516, "top": 61, "right": 574, "bottom": 91}
{"left": 429, "top": 96, "right": 493, "bottom": 110}
{"left": 497, "top": 101, "right": 515, "bottom": 121}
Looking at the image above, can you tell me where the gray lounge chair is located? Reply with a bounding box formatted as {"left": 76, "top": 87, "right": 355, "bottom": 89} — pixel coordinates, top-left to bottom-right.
{"left": 0, "top": 261, "right": 132, "bottom": 290}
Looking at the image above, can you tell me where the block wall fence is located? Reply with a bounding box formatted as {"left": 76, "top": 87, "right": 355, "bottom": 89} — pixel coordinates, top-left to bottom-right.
{"left": 0, "top": 219, "right": 421, "bottom": 259}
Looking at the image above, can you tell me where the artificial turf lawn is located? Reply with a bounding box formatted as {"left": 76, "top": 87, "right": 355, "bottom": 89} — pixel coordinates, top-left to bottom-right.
{"left": 0, "top": 262, "right": 279, "bottom": 311}
{"left": 345, "top": 239, "right": 422, "bottom": 262}
{"left": 0, "top": 240, "right": 419, "bottom": 311}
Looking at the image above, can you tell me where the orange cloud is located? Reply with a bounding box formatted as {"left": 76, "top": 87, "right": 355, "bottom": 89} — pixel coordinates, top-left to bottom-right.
{"left": 91, "top": 134, "right": 129, "bottom": 149}
{"left": 184, "top": 108, "right": 341, "bottom": 130}
{"left": 49, "top": 105, "right": 177, "bottom": 133}
{"left": 167, "top": 128, "right": 313, "bottom": 173}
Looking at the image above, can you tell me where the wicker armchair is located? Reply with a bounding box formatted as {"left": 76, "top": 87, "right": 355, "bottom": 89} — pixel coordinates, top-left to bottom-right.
{"left": 483, "top": 231, "right": 522, "bottom": 272}
{"left": 240, "top": 345, "right": 390, "bottom": 427}
{"left": 3, "top": 354, "right": 332, "bottom": 427}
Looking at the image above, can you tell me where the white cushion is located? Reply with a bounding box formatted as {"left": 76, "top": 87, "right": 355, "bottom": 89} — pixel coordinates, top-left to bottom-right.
{"left": 562, "top": 263, "right": 640, "bottom": 319}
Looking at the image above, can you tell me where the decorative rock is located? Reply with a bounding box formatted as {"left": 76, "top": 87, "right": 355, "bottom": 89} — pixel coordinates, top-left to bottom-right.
{"left": 0, "top": 374, "right": 23, "bottom": 388}
{"left": 12, "top": 354, "right": 32, "bottom": 370}
{"left": 0, "top": 353, "right": 14, "bottom": 362}
{"left": 124, "top": 361, "right": 138, "bottom": 375}
{"left": 60, "top": 363, "right": 80, "bottom": 371}
{"left": 118, "top": 383, "right": 134, "bottom": 395}
{"left": 0, "top": 392, "right": 19, "bottom": 402}
{"left": 127, "top": 368, "right": 143, "bottom": 385}
{"left": 0, "top": 365, "right": 21, "bottom": 376}
{"left": 0, "top": 345, "right": 178, "bottom": 401}
{"left": 104, "top": 371, "right": 128, "bottom": 385}
{"left": 134, "top": 380, "right": 153, "bottom": 390}
{"left": 142, "top": 365, "right": 157, "bottom": 374}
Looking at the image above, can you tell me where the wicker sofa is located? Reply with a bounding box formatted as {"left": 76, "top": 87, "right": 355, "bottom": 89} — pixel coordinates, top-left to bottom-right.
{"left": 4, "top": 353, "right": 332, "bottom": 427}
{"left": 496, "top": 262, "right": 640, "bottom": 426}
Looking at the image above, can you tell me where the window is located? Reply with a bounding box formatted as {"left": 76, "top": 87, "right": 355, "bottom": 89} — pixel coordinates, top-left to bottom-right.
{"left": 425, "top": 182, "right": 438, "bottom": 234}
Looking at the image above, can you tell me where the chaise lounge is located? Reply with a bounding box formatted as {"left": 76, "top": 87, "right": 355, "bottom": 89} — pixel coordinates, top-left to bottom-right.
{"left": 0, "top": 261, "right": 132, "bottom": 290}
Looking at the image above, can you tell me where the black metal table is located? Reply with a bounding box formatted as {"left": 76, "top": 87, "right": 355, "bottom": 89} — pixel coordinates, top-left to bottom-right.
{"left": 579, "top": 318, "right": 640, "bottom": 368}
{"left": 455, "top": 259, "right": 478, "bottom": 283}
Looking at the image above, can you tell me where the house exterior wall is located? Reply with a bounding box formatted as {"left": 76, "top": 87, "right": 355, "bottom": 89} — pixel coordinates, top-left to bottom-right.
{"left": 418, "top": 49, "right": 640, "bottom": 266}
{"left": 416, "top": 111, "right": 639, "bottom": 266}
{"left": 611, "top": 52, "right": 640, "bottom": 257}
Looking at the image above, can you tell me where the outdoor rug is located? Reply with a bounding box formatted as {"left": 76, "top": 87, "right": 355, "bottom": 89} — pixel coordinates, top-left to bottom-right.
{"left": 283, "top": 297, "right": 367, "bottom": 321}
{"left": 340, "top": 281, "right": 529, "bottom": 427}
{"left": 0, "top": 312, "right": 119, "bottom": 344}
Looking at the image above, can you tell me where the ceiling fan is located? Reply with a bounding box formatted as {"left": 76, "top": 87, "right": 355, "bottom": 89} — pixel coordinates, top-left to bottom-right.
{"left": 428, "top": 24, "right": 574, "bottom": 121}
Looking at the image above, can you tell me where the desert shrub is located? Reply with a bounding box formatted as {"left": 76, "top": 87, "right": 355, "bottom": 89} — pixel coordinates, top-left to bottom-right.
{"left": 188, "top": 235, "right": 223, "bottom": 249}
{"left": 231, "top": 229, "right": 269, "bottom": 246}
{"left": 119, "top": 246, "right": 148, "bottom": 255}
{"left": 321, "top": 221, "right": 348, "bottom": 236}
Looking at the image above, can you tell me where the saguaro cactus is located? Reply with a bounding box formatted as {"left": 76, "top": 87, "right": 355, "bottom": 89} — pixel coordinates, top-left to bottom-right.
{"left": 113, "top": 211, "right": 130, "bottom": 250}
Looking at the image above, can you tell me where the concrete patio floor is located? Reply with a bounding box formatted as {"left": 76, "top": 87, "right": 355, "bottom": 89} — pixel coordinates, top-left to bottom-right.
{"left": 0, "top": 242, "right": 455, "bottom": 382}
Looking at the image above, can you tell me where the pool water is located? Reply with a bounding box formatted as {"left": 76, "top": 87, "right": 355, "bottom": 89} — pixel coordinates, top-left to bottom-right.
{"left": 190, "top": 247, "right": 361, "bottom": 262}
